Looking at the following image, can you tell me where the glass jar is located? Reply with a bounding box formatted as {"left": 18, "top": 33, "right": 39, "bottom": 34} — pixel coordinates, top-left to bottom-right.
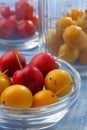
{"left": 0, "top": 0, "right": 42, "bottom": 51}
{"left": 41, "top": 0, "right": 87, "bottom": 75}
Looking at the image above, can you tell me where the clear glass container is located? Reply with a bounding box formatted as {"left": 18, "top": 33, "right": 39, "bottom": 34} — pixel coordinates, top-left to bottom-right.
{"left": 41, "top": 0, "right": 87, "bottom": 76}
{"left": 0, "top": 0, "right": 42, "bottom": 51}
{"left": 0, "top": 59, "right": 81, "bottom": 130}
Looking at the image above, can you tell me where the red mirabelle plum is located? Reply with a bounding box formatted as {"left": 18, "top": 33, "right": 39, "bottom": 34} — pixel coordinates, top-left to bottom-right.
{"left": 16, "top": 20, "right": 36, "bottom": 38}
{"left": 15, "top": 1, "right": 34, "bottom": 20}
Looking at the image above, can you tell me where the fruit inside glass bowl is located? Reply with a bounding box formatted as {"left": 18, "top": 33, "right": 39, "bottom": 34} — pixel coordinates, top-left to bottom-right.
{"left": 0, "top": 57, "right": 81, "bottom": 130}
{"left": 0, "top": 0, "right": 40, "bottom": 50}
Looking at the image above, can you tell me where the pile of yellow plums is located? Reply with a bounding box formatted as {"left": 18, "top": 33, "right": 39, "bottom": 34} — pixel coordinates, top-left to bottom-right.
{"left": 46, "top": 9, "right": 87, "bottom": 65}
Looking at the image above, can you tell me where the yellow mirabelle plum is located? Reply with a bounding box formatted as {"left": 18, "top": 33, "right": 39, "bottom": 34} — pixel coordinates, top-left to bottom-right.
{"left": 66, "top": 9, "right": 84, "bottom": 21}
{"left": 46, "top": 29, "right": 61, "bottom": 56}
{"left": 77, "top": 16, "right": 87, "bottom": 33}
{"left": 58, "top": 44, "right": 79, "bottom": 64}
{"left": 56, "top": 17, "right": 76, "bottom": 45}
{"left": 0, "top": 73, "right": 11, "bottom": 96}
{"left": 63, "top": 25, "right": 87, "bottom": 50}
{"left": 32, "top": 90, "right": 59, "bottom": 107}
{"left": 45, "top": 69, "right": 73, "bottom": 97}
{"left": 1, "top": 85, "right": 33, "bottom": 108}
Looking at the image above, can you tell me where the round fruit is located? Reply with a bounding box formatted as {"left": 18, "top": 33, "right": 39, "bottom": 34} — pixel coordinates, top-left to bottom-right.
{"left": 0, "top": 50, "right": 26, "bottom": 77}
{"left": 46, "top": 29, "right": 61, "bottom": 56}
{"left": 12, "top": 65, "right": 44, "bottom": 95}
{"left": 56, "top": 17, "right": 76, "bottom": 29}
{"left": 45, "top": 69, "right": 73, "bottom": 97}
{"left": 15, "top": 1, "right": 34, "bottom": 20}
{"left": 63, "top": 25, "right": 87, "bottom": 50}
{"left": 0, "top": 73, "right": 11, "bottom": 95}
{"left": 16, "top": 20, "right": 36, "bottom": 38}
{"left": 0, "top": 6, "right": 11, "bottom": 18}
{"left": 29, "top": 52, "right": 59, "bottom": 76}
{"left": 1, "top": 84, "right": 33, "bottom": 108}
{"left": 77, "top": 16, "right": 87, "bottom": 33}
{"left": 32, "top": 90, "right": 59, "bottom": 107}
{"left": 66, "top": 9, "right": 84, "bottom": 21}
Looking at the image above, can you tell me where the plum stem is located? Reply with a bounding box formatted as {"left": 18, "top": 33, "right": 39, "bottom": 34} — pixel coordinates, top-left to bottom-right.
{"left": 55, "top": 51, "right": 66, "bottom": 61}
{"left": 55, "top": 82, "right": 73, "bottom": 96}
{"left": 0, "top": 69, "right": 9, "bottom": 76}
{"left": 14, "top": 51, "right": 23, "bottom": 69}
{"left": 58, "top": 51, "right": 66, "bottom": 58}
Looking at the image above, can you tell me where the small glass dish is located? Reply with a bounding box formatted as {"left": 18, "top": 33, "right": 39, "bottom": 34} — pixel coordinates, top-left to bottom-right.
{"left": 0, "top": 59, "right": 81, "bottom": 130}
{"left": 0, "top": 0, "right": 41, "bottom": 50}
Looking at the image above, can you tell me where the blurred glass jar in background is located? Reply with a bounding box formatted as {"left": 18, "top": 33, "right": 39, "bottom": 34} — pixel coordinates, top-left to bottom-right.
{"left": 41, "top": 0, "right": 87, "bottom": 73}
{"left": 0, "top": 0, "right": 42, "bottom": 51}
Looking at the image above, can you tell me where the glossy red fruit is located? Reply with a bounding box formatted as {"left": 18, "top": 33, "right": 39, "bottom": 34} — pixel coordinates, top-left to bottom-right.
{"left": 29, "top": 52, "right": 59, "bottom": 76}
{"left": 0, "top": 17, "right": 16, "bottom": 39}
{"left": 0, "top": 6, "right": 11, "bottom": 18}
{"left": 0, "top": 50, "right": 26, "bottom": 77}
{"left": 9, "top": 14, "right": 17, "bottom": 33}
{"left": 16, "top": 20, "right": 36, "bottom": 38}
{"left": 0, "top": 14, "right": 5, "bottom": 20}
{"left": 12, "top": 65, "right": 44, "bottom": 95}
{"left": 10, "top": 10, "right": 15, "bottom": 16}
{"left": 15, "top": 1, "right": 34, "bottom": 20}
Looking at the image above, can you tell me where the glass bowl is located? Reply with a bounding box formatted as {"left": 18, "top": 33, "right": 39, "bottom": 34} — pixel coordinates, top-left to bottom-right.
{"left": 0, "top": 59, "right": 81, "bottom": 130}
{"left": 0, "top": 0, "right": 41, "bottom": 50}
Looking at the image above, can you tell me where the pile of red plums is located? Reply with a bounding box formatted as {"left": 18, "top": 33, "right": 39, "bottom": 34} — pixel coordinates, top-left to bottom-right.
{"left": 0, "top": 0, "right": 39, "bottom": 39}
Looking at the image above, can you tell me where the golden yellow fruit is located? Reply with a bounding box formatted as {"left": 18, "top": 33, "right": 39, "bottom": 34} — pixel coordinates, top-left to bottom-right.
{"left": 32, "top": 90, "right": 59, "bottom": 107}
{"left": 77, "top": 17, "right": 87, "bottom": 33}
{"left": 45, "top": 29, "right": 61, "bottom": 56}
{"left": 56, "top": 17, "right": 76, "bottom": 29}
{"left": 66, "top": 9, "right": 84, "bottom": 21}
{"left": 56, "top": 17, "right": 76, "bottom": 46}
{"left": 79, "top": 46, "right": 87, "bottom": 65}
{"left": 1, "top": 85, "right": 33, "bottom": 108}
{"left": 0, "top": 73, "right": 11, "bottom": 96}
{"left": 45, "top": 69, "right": 73, "bottom": 97}
{"left": 58, "top": 44, "right": 79, "bottom": 64}
{"left": 63, "top": 25, "right": 87, "bottom": 50}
